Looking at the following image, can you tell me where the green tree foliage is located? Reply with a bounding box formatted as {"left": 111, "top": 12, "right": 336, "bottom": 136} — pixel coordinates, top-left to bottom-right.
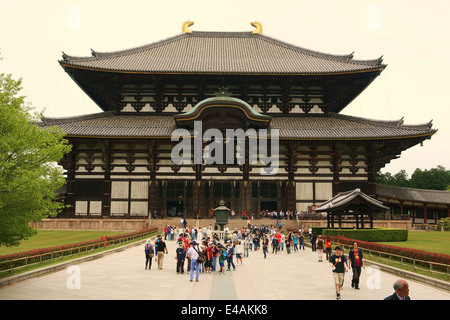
{"left": 377, "top": 169, "right": 410, "bottom": 187}
{"left": 377, "top": 166, "right": 450, "bottom": 191}
{"left": 0, "top": 67, "right": 71, "bottom": 247}
{"left": 409, "top": 165, "right": 450, "bottom": 191}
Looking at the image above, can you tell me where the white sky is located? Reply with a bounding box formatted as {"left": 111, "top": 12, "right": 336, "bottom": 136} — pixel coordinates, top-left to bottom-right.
{"left": 1, "top": 0, "right": 449, "bottom": 177}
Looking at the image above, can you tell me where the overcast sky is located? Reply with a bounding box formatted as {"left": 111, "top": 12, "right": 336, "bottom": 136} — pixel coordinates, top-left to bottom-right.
{"left": 1, "top": 0, "right": 449, "bottom": 176}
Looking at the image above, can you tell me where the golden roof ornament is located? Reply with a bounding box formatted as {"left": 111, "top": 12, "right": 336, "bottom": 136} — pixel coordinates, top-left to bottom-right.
{"left": 182, "top": 21, "right": 194, "bottom": 33}
{"left": 251, "top": 21, "right": 263, "bottom": 34}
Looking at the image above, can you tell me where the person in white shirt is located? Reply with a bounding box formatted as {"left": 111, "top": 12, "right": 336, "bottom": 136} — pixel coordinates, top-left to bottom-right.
{"left": 186, "top": 241, "right": 201, "bottom": 282}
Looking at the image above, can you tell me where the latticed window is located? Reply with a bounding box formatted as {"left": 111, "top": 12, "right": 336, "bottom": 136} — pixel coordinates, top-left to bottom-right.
{"left": 167, "top": 182, "right": 183, "bottom": 198}
{"left": 213, "top": 182, "right": 232, "bottom": 198}
{"left": 260, "top": 182, "right": 277, "bottom": 198}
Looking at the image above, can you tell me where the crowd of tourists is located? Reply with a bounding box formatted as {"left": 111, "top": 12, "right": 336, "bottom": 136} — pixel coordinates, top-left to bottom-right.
{"left": 143, "top": 221, "right": 410, "bottom": 300}
{"left": 144, "top": 222, "right": 337, "bottom": 281}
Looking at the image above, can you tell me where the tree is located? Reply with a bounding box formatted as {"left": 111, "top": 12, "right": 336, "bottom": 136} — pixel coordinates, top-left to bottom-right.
{"left": 376, "top": 169, "right": 410, "bottom": 187}
{"left": 410, "top": 165, "right": 450, "bottom": 191}
{"left": 0, "top": 65, "right": 71, "bottom": 247}
{"left": 377, "top": 166, "right": 450, "bottom": 191}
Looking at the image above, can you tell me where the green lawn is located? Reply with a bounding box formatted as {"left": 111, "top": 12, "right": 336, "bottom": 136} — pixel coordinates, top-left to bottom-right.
{"left": 0, "top": 230, "right": 125, "bottom": 256}
{"left": 377, "top": 230, "right": 450, "bottom": 256}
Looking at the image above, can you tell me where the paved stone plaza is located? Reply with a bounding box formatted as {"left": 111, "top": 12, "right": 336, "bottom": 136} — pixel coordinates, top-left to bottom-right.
{"left": 0, "top": 238, "right": 449, "bottom": 300}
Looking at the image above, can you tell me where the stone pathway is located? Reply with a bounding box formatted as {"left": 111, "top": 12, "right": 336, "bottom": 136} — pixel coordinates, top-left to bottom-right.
{"left": 0, "top": 238, "right": 449, "bottom": 300}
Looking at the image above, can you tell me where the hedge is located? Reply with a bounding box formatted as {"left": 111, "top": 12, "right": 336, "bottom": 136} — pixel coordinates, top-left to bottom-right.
{"left": 323, "top": 228, "right": 408, "bottom": 242}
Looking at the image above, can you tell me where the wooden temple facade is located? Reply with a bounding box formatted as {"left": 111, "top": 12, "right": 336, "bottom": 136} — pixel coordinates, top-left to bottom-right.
{"left": 39, "top": 22, "right": 436, "bottom": 219}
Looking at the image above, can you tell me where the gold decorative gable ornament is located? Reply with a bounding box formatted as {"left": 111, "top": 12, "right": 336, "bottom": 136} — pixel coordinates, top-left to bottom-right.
{"left": 251, "top": 21, "right": 263, "bottom": 34}
{"left": 182, "top": 21, "right": 194, "bottom": 33}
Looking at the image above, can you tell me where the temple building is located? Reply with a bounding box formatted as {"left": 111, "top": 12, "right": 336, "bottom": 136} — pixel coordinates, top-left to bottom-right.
{"left": 38, "top": 22, "right": 436, "bottom": 219}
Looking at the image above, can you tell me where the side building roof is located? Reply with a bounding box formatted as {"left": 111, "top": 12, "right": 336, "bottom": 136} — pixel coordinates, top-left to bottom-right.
{"left": 315, "top": 188, "right": 389, "bottom": 212}
{"left": 376, "top": 184, "right": 450, "bottom": 206}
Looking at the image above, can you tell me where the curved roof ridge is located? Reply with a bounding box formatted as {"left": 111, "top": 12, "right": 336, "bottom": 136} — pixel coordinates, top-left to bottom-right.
{"left": 255, "top": 34, "right": 383, "bottom": 66}
{"left": 39, "top": 111, "right": 115, "bottom": 125}
{"left": 332, "top": 113, "right": 435, "bottom": 131}
{"left": 61, "top": 33, "right": 188, "bottom": 62}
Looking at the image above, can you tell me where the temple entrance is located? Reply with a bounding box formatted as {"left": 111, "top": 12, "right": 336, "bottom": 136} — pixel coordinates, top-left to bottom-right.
{"left": 261, "top": 201, "right": 277, "bottom": 212}
{"left": 167, "top": 201, "right": 183, "bottom": 217}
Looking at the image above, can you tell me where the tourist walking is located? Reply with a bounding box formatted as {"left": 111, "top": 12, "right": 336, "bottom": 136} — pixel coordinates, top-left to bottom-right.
{"left": 285, "top": 235, "right": 291, "bottom": 254}
{"left": 316, "top": 235, "right": 324, "bottom": 261}
{"left": 262, "top": 235, "right": 269, "bottom": 259}
{"left": 235, "top": 241, "right": 243, "bottom": 265}
{"left": 293, "top": 233, "right": 298, "bottom": 252}
{"left": 226, "top": 241, "right": 236, "bottom": 271}
{"left": 279, "top": 232, "right": 285, "bottom": 251}
{"left": 299, "top": 230, "right": 305, "bottom": 250}
{"left": 167, "top": 225, "right": 172, "bottom": 241}
{"left": 243, "top": 238, "right": 250, "bottom": 258}
{"left": 205, "top": 242, "right": 213, "bottom": 273}
{"left": 211, "top": 242, "right": 218, "bottom": 272}
{"left": 348, "top": 241, "right": 365, "bottom": 290}
{"left": 176, "top": 242, "right": 186, "bottom": 274}
{"left": 329, "top": 246, "right": 348, "bottom": 299}
{"left": 271, "top": 235, "right": 279, "bottom": 254}
{"left": 186, "top": 241, "right": 201, "bottom": 282}
{"left": 311, "top": 232, "right": 317, "bottom": 252}
{"left": 144, "top": 239, "right": 154, "bottom": 270}
{"left": 155, "top": 234, "right": 168, "bottom": 270}
{"left": 218, "top": 245, "right": 227, "bottom": 274}
{"left": 325, "top": 236, "right": 332, "bottom": 260}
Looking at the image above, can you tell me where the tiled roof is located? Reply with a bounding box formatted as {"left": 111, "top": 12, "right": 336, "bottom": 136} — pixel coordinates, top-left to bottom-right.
{"left": 269, "top": 114, "right": 435, "bottom": 139}
{"left": 315, "top": 188, "right": 389, "bottom": 212}
{"left": 60, "top": 31, "right": 385, "bottom": 75}
{"left": 376, "top": 184, "right": 450, "bottom": 205}
{"left": 38, "top": 112, "right": 176, "bottom": 137}
{"left": 38, "top": 112, "right": 435, "bottom": 140}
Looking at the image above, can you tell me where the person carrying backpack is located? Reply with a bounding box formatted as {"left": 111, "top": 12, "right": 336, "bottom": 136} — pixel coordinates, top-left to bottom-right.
{"left": 218, "top": 245, "right": 227, "bottom": 274}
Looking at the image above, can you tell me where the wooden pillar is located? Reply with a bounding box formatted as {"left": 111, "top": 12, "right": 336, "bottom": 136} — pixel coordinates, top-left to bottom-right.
{"left": 424, "top": 205, "right": 428, "bottom": 224}
{"left": 242, "top": 181, "right": 250, "bottom": 214}
{"left": 192, "top": 181, "right": 204, "bottom": 218}
{"left": 338, "top": 212, "right": 342, "bottom": 229}
{"left": 102, "top": 140, "right": 111, "bottom": 217}
{"left": 286, "top": 181, "right": 296, "bottom": 211}
{"left": 63, "top": 143, "right": 77, "bottom": 218}
{"left": 148, "top": 181, "right": 158, "bottom": 217}
{"left": 277, "top": 181, "right": 282, "bottom": 212}
{"left": 332, "top": 143, "right": 342, "bottom": 196}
